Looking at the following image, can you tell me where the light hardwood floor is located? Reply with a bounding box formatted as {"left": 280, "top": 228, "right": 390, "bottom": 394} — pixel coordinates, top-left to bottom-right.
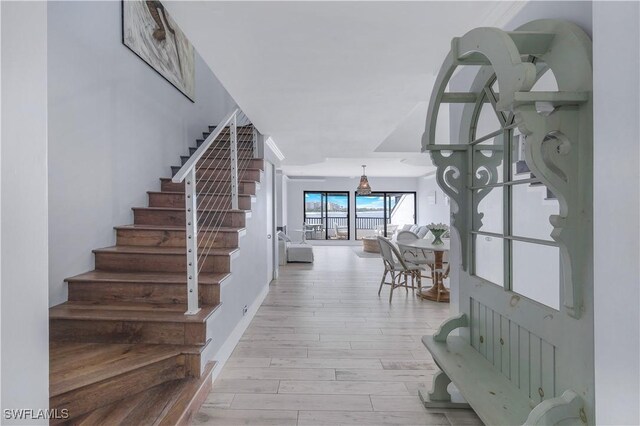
{"left": 193, "top": 246, "right": 483, "bottom": 425}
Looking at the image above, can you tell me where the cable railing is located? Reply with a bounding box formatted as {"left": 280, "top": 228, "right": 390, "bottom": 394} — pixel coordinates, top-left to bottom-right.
{"left": 172, "top": 108, "right": 256, "bottom": 315}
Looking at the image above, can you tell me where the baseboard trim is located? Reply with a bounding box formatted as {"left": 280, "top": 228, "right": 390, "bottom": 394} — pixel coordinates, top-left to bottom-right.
{"left": 210, "top": 281, "right": 270, "bottom": 382}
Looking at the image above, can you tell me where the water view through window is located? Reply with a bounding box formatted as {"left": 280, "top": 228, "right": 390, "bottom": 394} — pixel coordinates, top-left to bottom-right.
{"left": 303, "top": 192, "right": 349, "bottom": 240}
{"left": 355, "top": 192, "right": 416, "bottom": 239}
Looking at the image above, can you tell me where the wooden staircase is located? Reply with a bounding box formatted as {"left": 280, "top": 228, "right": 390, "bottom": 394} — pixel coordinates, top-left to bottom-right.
{"left": 49, "top": 125, "right": 262, "bottom": 424}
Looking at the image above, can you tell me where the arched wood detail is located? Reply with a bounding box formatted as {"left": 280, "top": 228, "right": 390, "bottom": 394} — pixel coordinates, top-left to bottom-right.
{"left": 423, "top": 19, "right": 592, "bottom": 318}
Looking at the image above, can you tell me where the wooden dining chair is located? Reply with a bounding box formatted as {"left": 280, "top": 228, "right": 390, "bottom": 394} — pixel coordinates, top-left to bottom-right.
{"left": 377, "top": 237, "right": 422, "bottom": 302}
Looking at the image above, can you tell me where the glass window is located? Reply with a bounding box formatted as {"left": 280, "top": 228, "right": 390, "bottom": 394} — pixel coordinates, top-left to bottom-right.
{"left": 303, "top": 192, "right": 349, "bottom": 240}
{"left": 512, "top": 241, "right": 560, "bottom": 310}
{"left": 468, "top": 69, "right": 561, "bottom": 311}
{"left": 355, "top": 192, "right": 416, "bottom": 240}
{"left": 474, "top": 234, "right": 504, "bottom": 287}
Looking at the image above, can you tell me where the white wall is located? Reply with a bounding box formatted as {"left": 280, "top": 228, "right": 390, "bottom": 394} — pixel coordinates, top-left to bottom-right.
{"left": 47, "top": 1, "right": 236, "bottom": 306}
{"left": 285, "top": 176, "right": 420, "bottom": 243}
{"left": 592, "top": 2, "right": 640, "bottom": 424}
{"left": 203, "top": 158, "right": 271, "bottom": 367}
{"left": 504, "top": 1, "right": 592, "bottom": 32}
{"left": 1, "top": 1, "right": 49, "bottom": 422}
{"left": 203, "top": 144, "right": 281, "bottom": 376}
{"left": 417, "top": 174, "right": 450, "bottom": 225}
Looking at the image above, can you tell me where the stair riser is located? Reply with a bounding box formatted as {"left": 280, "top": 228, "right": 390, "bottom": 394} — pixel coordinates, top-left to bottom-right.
{"left": 183, "top": 158, "right": 264, "bottom": 170}
{"left": 207, "top": 126, "right": 254, "bottom": 133}
{"left": 50, "top": 355, "right": 187, "bottom": 423}
{"left": 134, "top": 209, "right": 246, "bottom": 228}
{"left": 209, "top": 124, "right": 253, "bottom": 133}
{"left": 161, "top": 180, "right": 257, "bottom": 195}
{"left": 196, "top": 139, "right": 254, "bottom": 149}
{"left": 204, "top": 129, "right": 254, "bottom": 136}
{"left": 94, "top": 252, "right": 230, "bottom": 273}
{"left": 116, "top": 228, "right": 239, "bottom": 248}
{"left": 68, "top": 282, "right": 219, "bottom": 306}
{"left": 189, "top": 147, "right": 254, "bottom": 159}
{"left": 50, "top": 319, "right": 207, "bottom": 345}
{"left": 192, "top": 168, "right": 261, "bottom": 181}
{"left": 149, "top": 193, "right": 252, "bottom": 210}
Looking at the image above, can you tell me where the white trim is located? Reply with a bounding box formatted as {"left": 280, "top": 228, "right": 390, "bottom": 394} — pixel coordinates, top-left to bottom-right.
{"left": 285, "top": 176, "right": 327, "bottom": 182}
{"left": 265, "top": 136, "right": 285, "bottom": 161}
{"left": 210, "top": 282, "right": 270, "bottom": 382}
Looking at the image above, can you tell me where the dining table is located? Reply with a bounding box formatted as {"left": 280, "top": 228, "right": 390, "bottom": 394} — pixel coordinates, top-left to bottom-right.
{"left": 396, "top": 238, "right": 450, "bottom": 303}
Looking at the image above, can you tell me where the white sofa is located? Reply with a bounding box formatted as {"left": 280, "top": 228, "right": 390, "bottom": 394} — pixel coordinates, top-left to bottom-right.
{"left": 278, "top": 231, "right": 314, "bottom": 263}
{"left": 399, "top": 224, "right": 430, "bottom": 239}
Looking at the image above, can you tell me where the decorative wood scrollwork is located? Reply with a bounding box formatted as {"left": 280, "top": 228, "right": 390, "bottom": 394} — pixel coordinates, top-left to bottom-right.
{"left": 423, "top": 19, "right": 592, "bottom": 318}
{"left": 430, "top": 150, "right": 469, "bottom": 269}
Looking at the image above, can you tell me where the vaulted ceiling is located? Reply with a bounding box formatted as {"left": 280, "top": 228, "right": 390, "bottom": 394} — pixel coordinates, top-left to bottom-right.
{"left": 166, "top": 1, "right": 526, "bottom": 177}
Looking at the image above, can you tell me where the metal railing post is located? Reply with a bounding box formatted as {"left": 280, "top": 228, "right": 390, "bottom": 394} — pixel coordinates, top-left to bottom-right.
{"left": 230, "top": 113, "right": 239, "bottom": 210}
{"left": 185, "top": 168, "right": 200, "bottom": 315}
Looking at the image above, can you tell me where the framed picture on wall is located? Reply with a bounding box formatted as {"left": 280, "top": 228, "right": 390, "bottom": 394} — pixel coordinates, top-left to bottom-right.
{"left": 122, "top": 0, "right": 196, "bottom": 102}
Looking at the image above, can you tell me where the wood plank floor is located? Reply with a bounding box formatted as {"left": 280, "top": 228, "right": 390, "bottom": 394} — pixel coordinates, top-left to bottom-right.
{"left": 193, "top": 246, "right": 483, "bottom": 425}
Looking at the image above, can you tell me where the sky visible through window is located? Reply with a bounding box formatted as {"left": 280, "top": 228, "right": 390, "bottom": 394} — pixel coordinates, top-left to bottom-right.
{"left": 356, "top": 196, "right": 385, "bottom": 210}
{"left": 305, "top": 193, "right": 348, "bottom": 215}
{"left": 305, "top": 193, "right": 321, "bottom": 203}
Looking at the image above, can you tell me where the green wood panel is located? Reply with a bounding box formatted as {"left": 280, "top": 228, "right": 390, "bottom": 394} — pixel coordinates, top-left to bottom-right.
{"left": 541, "top": 340, "right": 555, "bottom": 399}
{"left": 501, "top": 315, "right": 510, "bottom": 378}
{"left": 425, "top": 19, "right": 595, "bottom": 422}
{"left": 519, "top": 329, "right": 530, "bottom": 398}
{"left": 493, "top": 310, "right": 502, "bottom": 370}
{"left": 471, "top": 299, "right": 481, "bottom": 350}
{"left": 479, "top": 304, "right": 487, "bottom": 357}
{"left": 423, "top": 336, "right": 532, "bottom": 426}
{"left": 530, "top": 335, "right": 542, "bottom": 403}
{"left": 486, "top": 305, "right": 494, "bottom": 363}
{"left": 509, "top": 321, "right": 520, "bottom": 387}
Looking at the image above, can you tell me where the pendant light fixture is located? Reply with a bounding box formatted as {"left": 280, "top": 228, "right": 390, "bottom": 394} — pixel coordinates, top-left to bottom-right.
{"left": 356, "top": 165, "right": 372, "bottom": 195}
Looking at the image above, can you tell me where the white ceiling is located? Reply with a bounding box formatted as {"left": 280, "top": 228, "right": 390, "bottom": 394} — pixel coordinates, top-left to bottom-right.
{"left": 166, "top": 1, "right": 526, "bottom": 177}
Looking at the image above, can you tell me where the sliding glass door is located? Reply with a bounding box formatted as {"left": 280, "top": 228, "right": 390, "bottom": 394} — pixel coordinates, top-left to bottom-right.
{"left": 355, "top": 192, "right": 416, "bottom": 239}
{"left": 303, "top": 192, "right": 350, "bottom": 240}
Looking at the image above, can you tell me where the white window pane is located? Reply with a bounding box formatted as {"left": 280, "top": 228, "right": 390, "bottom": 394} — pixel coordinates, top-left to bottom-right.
{"left": 512, "top": 241, "right": 560, "bottom": 310}
{"left": 473, "top": 134, "right": 504, "bottom": 185}
{"left": 475, "top": 99, "right": 502, "bottom": 139}
{"left": 474, "top": 234, "right": 504, "bottom": 287}
{"left": 432, "top": 101, "right": 453, "bottom": 144}
{"left": 512, "top": 183, "right": 559, "bottom": 242}
{"left": 473, "top": 186, "right": 503, "bottom": 234}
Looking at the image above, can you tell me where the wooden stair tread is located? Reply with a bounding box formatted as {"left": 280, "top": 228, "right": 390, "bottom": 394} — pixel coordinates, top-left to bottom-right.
{"left": 92, "top": 245, "right": 238, "bottom": 256}
{"left": 50, "top": 342, "right": 184, "bottom": 396}
{"left": 72, "top": 362, "right": 214, "bottom": 426}
{"left": 50, "top": 120, "right": 250, "bottom": 422}
{"left": 132, "top": 206, "right": 250, "bottom": 213}
{"left": 160, "top": 177, "right": 258, "bottom": 184}
{"left": 50, "top": 301, "right": 220, "bottom": 322}
{"left": 66, "top": 270, "right": 230, "bottom": 285}
{"left": 115, "top": 224, "right": 246, "bottom": 233}
{"left": 197, "top": 144, "right": 253, "bottom": 149}
{"left": 187, "top": 167, "right": 262, "bottom": 172}
{"left": 147, "top": 190, "right": 253, "bottom": 197}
